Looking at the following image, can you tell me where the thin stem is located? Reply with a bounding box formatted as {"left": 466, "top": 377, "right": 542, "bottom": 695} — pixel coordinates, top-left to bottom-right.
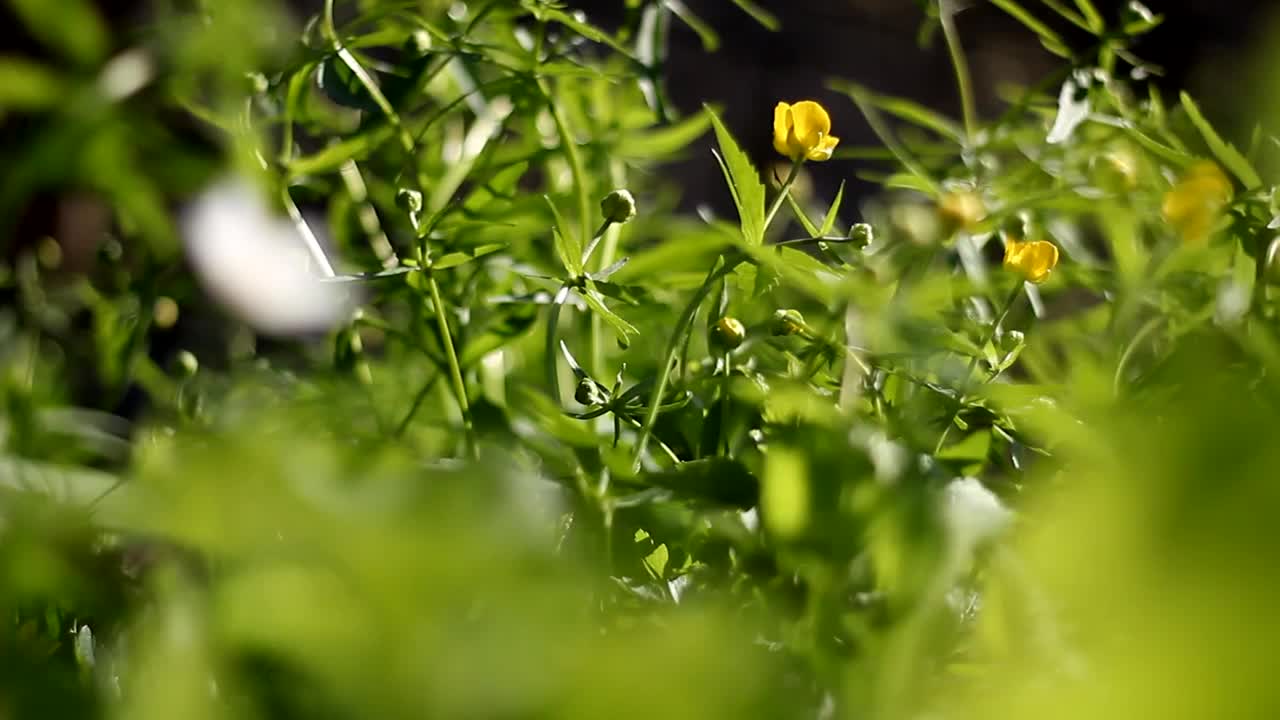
{"left": 545, "top": 283, "right": 572, "bottom": 405}
{"left": 395, "top": 373, "right": 441, "bottom": 438}
{"left": 717, "top": 351, "right": 732, "bottom": 456}
{"left": 939, "top": 0, "right": 978, "bottom": 145}
{"left": 535, "top": 24, "right": 592, "bottom": 249}
{"left": 589, "top": 160, "right": 628, "bottom": 377}
{"left": 763, "top": 161, "right": 803, "bottom": 233}
{"left": 427, "top": 271, "right": 474, "bottom": 454}
{"left": 632, "top": 254, "right": 743, "bottom": 471}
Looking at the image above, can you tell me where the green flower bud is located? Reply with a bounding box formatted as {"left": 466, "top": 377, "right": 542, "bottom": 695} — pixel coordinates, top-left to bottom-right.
{"left": 847, "top": 223, "right": 873, "bottom": 246}
{"left": 710, "top": 316, "right": 747, "bottom": 351}
{"left": 175, "top": 350, "right": 199, "bottom": 378}
{"left": 771, "top": 308, "right": 805, "bottom": 336}
{"left": 600, "top": 189, "right": 637, "bottom": 225}
{"left": 574, "top": 378, "right": 607, "bottom": 406}
{"left": 408, "top": 29, "right": 433, "bottom": 56}
{"left": 395, "top": 188, "right": 423, "bottom": 215}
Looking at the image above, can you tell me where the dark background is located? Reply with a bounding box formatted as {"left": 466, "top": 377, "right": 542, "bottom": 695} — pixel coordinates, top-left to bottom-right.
{"left": 572, "top": 0, "right": 1276, "bottom": 211}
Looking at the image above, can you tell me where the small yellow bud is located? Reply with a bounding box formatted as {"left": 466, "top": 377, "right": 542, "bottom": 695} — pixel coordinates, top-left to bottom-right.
{"left": 710, "top": 316, "right": 747, "bottom": 351}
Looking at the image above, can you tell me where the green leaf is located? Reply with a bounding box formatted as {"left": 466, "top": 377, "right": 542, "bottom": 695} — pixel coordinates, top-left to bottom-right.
{"left": 577, "top": 286, "right": 638, "bottom": 342}
{"left": 666, "top": 0, "right": 719, "bottom": 51}
{"left": 545, "top": 196, "right": 582, "bottom": 276}
{"left": 0, "top": 456, "right": 117, "bottom": 506}
{"left": 430, "top": 243, "right": 506, "bottom": 270}
{"left": 617, "top": 111, "right": 713, "bottom": 159}
{"left": 785, "top": 193, "right": 821, "bottom": 238}
{"left": 287, "top": 126, "right": 395, "bottom": 178}
{"left": 819, "top": 181, "right": 845, "bottom": 237}
{"left": 8, "top": 0, "right": 108, "bottom": 65}
{"left": 706, "top": 105, "right": 766, "bottom": 246}
{"left": 991, "top": 0, "right": 1071, "bottom": 55}
{"left": 0, "top": 57, "right": 67, "bottom": 110}
{"left": 1180, "top": 92, "right": 1262, "bottom": 190}
{"left": 730, "top": 0, "right": 780, "bottom": 30}
{"left": 519, "top": 1, "right": 639, "bottom": 61}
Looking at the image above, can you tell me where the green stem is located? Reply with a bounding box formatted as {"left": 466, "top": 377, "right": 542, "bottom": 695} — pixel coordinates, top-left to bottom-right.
{"left": 545, "top": 283, "right": 572, "bottom": 405}
{"left": 427, "top": 272, "right": 474, "bottom": 454}
{"left": 395, "top": 373, "right": 441, "bottom": 438}
{"left": 938, "top": 0, "right": 978, "bottom": 145}
{"left": 632, "top": 255, "right": 743, "bottom": 470}
{"left": 534, "top": 23, "right": 592, "bottom": 249}
{"left": 717, "top": 351, "right": 732, "bottom": 456}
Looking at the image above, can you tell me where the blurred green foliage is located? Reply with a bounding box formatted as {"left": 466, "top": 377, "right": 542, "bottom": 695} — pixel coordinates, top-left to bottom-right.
{"left": 3, "top": 0, "right": 1280, "bottom": 718}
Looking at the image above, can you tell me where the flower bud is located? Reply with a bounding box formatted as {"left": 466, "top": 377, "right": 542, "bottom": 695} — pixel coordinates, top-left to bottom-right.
{"left": 395, "top": 188, "right": 423, "bottom": 215}
{"left": 710, "top": 316, "right": 747, "bottom": 351}
{"left": 175, "top": 350, "right": 199, "bottom": 378}
{"left": 771, "top": 308, "right": 805, "bottom": 336}
{"left": 408, "top": 29, "right": 433, "bottom": 56}
{"left": 847, "top": 223, "right": 873, "bottom": 246}
{"left": 574, "top": 378, "right": 607, "bottom": 406}
{"left": 600, "top": 189, "right": 637, "bottom": 225}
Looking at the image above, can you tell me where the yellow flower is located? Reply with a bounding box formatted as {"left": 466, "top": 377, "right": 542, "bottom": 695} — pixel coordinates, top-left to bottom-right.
{"left": 773, "top": 100, "right": 839, "bottom": 162}
{"left": 1003, "top": 236, "right": 1059, "bottom": 284}
{"left": 1162, "top": 160, "right": 1233, "bottom": 243}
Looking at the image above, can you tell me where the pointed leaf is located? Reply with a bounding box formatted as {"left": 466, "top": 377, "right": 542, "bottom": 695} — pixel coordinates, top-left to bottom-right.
{"left": 1180, "top": 92, "right": 1262, "bottom": 190}
{"left": 706, "top": 106, "right": 766, "bottom": 246}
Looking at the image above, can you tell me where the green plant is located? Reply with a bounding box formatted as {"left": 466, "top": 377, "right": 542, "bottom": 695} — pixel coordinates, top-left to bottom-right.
{"left": 5, "top": 1, "right": 1280, "bottom": 718}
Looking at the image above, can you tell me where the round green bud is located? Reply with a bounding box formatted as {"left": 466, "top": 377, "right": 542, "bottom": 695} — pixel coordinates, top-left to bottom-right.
{"left": 771, "top": 308, "right": 805, "bottom": 336}
{"left": 175, "top": 350, "right": 199, "bottom": 378}
{"left": 600, "top": 189, "right": 637, "bottom": 225}
{"left": 847, "top": 223, "right": 874, "bottom": 246}
{"left": 710, "top": 316, "right": 747, "bottom": 351}
{"left": 408, "top": 29, "right": 433, "bottom": 56}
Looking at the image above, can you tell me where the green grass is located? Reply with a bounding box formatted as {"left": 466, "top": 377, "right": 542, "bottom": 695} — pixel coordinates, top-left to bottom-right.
{"left": 4, "top": 1, "right": 1280, "bottom": 717}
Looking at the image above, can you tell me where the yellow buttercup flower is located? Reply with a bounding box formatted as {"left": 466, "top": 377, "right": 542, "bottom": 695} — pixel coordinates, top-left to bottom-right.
{"left": 773, "top": 100, "right": 839, "bottom": 162}
{"left": 1162, "top": 160, "right": 1233, "bottom": 243}
{"left": 1002, "top": 236, "right": 1059, "bottom": 284}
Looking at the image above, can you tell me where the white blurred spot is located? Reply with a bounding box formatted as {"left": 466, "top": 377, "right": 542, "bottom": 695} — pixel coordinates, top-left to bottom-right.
{"left": 943, "top": 476, "right": 1012, "bottom": 557}
{"left": 183, "top": 179, "right": 352, "bottom": 336}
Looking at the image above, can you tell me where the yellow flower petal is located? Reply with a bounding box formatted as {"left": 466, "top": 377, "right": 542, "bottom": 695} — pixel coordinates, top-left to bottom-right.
{"left": 807, "top": 134, "right": 839, "bottom": 162}
{"left": 789, "top": 101, "right": 830, "bottom": 149}
{"left": 1003, "top": 238, "right": 1059, "bottom": 284}
{"left": 772, "top": 102, "right": 793, "bottom": 158}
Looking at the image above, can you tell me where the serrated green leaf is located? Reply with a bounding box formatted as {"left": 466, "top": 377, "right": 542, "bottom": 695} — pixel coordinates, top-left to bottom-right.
{"left": 706, "top": 106, "right": 765, "bottom": 246}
